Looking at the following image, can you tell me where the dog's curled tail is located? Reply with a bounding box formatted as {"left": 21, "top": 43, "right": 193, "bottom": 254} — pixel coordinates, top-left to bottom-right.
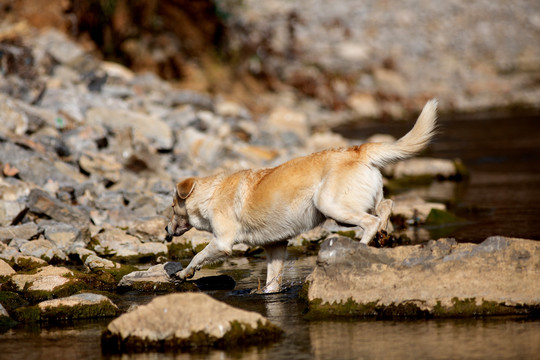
{"left": 366, "top": 99, "right": 438, "bottom": 168}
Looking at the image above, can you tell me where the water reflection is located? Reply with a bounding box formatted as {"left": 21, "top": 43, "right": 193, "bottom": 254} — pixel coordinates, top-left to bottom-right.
{"left": 308, "top": 318, "right": 540, "bottom": 360}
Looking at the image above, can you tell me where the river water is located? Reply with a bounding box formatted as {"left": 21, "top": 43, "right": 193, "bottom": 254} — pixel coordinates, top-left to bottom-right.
{"left": 1, "top": 112, "right": 539, "bottom": 359}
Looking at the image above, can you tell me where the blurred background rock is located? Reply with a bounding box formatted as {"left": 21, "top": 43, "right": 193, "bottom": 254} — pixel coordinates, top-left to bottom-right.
{"left": 2, "top": 0, "right": 539, "bottom": 118}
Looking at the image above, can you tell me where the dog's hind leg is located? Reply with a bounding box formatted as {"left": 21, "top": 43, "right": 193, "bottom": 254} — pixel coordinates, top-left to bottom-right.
{"left": 376, "top": 199, "right": 393, "bottom": 232}
{"left": 262, "top": 241, "right": 288, "bottom": 293}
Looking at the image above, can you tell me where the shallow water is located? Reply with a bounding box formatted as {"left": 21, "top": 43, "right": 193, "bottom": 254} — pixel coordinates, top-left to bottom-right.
{"left": 0, "top": 257, "right": 540, "bottom": 360}
{"left": 2, "top": 112, "right": 540, "bottom": 359}
{"left": 2, "top": 256, "right": 539, "bottom": 360}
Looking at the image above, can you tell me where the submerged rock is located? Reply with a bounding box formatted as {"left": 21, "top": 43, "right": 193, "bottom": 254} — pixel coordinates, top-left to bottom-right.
{"left": 102, "top": 293, "right": 283, "bottom": 353}
{"left": 305, "top": 236, "right": 540, "bottom": 318}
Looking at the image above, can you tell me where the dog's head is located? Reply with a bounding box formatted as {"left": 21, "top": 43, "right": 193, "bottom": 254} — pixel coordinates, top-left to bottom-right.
{"left": 165, "top": 177, "right": 196, "bottom": 240}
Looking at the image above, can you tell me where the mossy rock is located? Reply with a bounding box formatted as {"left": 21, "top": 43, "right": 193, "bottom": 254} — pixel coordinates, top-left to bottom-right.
{"left": 78, "top": 264, "right": 139, "bottom": 292}
{"left": 13, "top": 297, "right": 119, "bottom": 323}
{"left": 109, "top": 253, "right": 168, "bottom": 265}
{"left": 20, "top": 278, "right": 87, "bottom": 304}
{"left": 10, "top": 257, "right": 47, "bottom": 272}
{"left": 288, "top": 239, "right": 324, "bottom": 257}
{"left": 0, "top": 291, "right": 29, "bottom": 312}
{"left": 101, "top": 319, "right": 283, "bottom": 353}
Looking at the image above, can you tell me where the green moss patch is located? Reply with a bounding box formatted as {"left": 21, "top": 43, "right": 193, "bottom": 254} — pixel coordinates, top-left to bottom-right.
{"left": 13, "top": 300, "right": 119, "bottom": 323}
{"left": 79, "top": 264, "right": 139, "bottom": 292}
{"left": 101, "top": 319, "right": 283, "bottom": 354}
{"left": 433, "top": 298, "right": 540, "bottom": 318}
{"left": 121, "top": 279, "right": 198, "bottom": 293}
{"left": 0, "top": 313, "right": 17, "bottom": 328}
{"left": 384, "top": 175, "right": 437, "bottom": 194}
{"left": 167, "top": 242, "right": 196, "bottom": 260}
{"left": 306, "top": 296, "right": 540, "bottom": 320}
{"left": 288, "top": 239, "right": 323, "bottom": 257}
{"left": 0, "top": 291, "right": 29, "bottom": 312}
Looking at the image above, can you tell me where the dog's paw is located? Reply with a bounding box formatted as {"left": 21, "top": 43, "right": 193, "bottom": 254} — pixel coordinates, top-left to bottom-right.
{"left": 170, "top": 268, "right": 195, "bottom": 283}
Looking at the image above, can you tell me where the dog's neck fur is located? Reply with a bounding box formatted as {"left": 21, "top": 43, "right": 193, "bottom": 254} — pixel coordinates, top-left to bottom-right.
{"left": 185, "top": 173, "right": 227, "bottom": 232}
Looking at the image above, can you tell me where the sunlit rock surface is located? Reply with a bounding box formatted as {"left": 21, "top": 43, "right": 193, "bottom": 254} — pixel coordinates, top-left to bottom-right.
{"left": 306, "top": 236, "right": 540, "bottom": 318}
{"left": 102, "top": 293, "right": 282, "bottom": 352}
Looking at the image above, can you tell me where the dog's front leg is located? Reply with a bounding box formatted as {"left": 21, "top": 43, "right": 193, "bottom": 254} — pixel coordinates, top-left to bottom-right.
{"left": 262, "top": 241, "right": 288, "bottom": 293}
{"left": 173, "top": 240, "right": 232, "bottom": 281}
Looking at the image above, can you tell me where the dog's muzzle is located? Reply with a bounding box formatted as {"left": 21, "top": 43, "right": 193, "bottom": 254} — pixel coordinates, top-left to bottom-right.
{"left": 165, "top": 227, "right": 173, "bottom": 242}
{"left": 164, "top": 224, "right": 192, "bottom": 242}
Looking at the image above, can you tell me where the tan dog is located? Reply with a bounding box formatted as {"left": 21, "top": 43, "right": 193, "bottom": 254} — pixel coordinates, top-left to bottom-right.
{"left": 166, "top": 99, "right": 438, "bottom": 292}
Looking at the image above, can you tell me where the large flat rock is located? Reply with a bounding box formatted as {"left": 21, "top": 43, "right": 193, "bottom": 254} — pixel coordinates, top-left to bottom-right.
{"left": 102, "top": 293, "right": 282, "bottom": 353}
{"left": 306, "top": 236, "right": 540, "bottom": 318}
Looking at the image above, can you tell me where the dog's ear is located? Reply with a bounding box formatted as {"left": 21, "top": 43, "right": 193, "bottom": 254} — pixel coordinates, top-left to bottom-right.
{"left": 176, "top": 178, "right": 196, "bottom": 200}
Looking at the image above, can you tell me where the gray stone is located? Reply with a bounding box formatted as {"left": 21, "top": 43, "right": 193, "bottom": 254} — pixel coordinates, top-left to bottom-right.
{"left": 118, "top": 264, "right": 172, "bottom": 289}
{"left": 103, "top": 293, "right": 282, "bottom": 351}
{"left": 39, "top": 220, "right": 85, "bottom": 253}
{"left": 0, "top": 222, "right": 39, "bottom": 243}
{"left": 93, "top": 228, "right": 167, "bottom": 260}
{"left": 0, "top": 177, "right": 32, "bottom": 202}
{"left": 306, "top": 236, "right": 540, "bottom": 318}
{"left": 19, "top": 238, "right": 68, "bottom": 262}
{"left": 86, "top": 107, "right": 173, "bottom": 151}
{"left": 178, "top": 128, "right": 226, "bottom": 170}
{"left": 78, "top": 152, "right": 122, "bottom": 183}
{"left": 84, "top": 254, "right": 117, "bottom": 270}
{"left": 127, "top": 216, "right": 168, "bottom": 242}
{"left": 0, "top": 142, "right": 86, "bottom": 187}
{"left": 27, "top": 189, "right": 90, "bottom": 229}
{"left": 165, "top": 89, "right": 214, "bottom": 109}
{"left": 35, "top": 29, "right": 85, "bottom": 64}
{"left": 0, "top": 95, "right": 28, "bottom": 135}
